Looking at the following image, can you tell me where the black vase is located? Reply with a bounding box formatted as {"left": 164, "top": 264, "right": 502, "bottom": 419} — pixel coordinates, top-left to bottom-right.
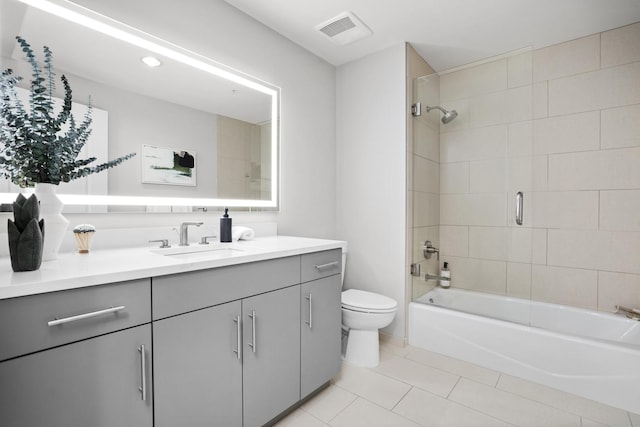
{"left": 7, "top": 194, "right": 44, "bottom": 272}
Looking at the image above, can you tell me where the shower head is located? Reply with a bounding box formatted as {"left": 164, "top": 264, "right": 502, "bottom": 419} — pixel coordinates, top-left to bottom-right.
{"left": 426, "top": 105, "right": 458, "bottom": 124}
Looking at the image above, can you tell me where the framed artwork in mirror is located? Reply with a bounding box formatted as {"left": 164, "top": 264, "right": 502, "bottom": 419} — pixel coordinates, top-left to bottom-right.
{"left": 141, "top": 144, "right": 197, "bottom": 186}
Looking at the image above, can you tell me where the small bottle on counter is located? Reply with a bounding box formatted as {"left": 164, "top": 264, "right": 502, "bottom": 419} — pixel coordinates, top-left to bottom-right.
{"left": 220, "top": 208, "right": 232, "bottom": 242}
{"left": 440, "top": 261, "right": 451, "bottom": 288}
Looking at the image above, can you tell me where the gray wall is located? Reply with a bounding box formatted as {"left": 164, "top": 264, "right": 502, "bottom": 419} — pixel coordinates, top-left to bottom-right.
{"left": 69, "top": 75, "right": 219, "bottom": 199}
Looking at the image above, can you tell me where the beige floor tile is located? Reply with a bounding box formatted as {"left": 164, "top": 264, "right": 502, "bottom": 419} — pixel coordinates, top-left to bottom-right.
{"left": 406, "top": 347, "right": 501, "bottom": 386}
{"left": 379, "top": 347, "right": 399, "bottom": 364}
{"left": 280, "top": 350, "right": 637, "bottom": 427}
{"left": 379, "top": 336, "right": 412, "bottom": 357}
{"left": 274, "top": 409, "right": 328, "bottom": 427}
{"left": 496, "top": 374, "right": 631, "bottom": 426}
{"left": 332, "top": 363, "right": 411, "bottom": 409}
{"left": 394, "top": 387, "right": 515, "bottom": 427}
{"left": 329, "top": 398, "right": 420, "bottom": 427}
{"left": 374, "top": 354, "right": 460, "bottom": 397}
{"left": 449, "top": 378, "right": 581, "bottom": 427}
{"left": 581, "top": 418, "right": 615, "bottom": 427}
{"left": 301, "top": 385, "right": 357, "bottom": 423}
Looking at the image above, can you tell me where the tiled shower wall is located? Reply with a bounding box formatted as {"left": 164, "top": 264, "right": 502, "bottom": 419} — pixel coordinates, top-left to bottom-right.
{"left": 438, "top": 22, "right": 640, "bottom": 312}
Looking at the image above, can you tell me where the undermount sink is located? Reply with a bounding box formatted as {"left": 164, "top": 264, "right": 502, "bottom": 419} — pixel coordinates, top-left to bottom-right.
{"left": 151, "top": 244, "right": 253, "bottom": 259}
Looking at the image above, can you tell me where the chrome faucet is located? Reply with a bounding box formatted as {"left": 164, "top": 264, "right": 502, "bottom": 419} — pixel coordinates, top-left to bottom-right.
{"left": 179, "top": 222, "right": 203, "bottom": 246}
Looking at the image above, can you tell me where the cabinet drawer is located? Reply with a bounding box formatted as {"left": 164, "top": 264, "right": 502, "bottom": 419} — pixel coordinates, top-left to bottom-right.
{"left": 152, "top": 256, "right": 300, "bottom": 320}
{"left": 301, "top": 249, "right": 342, "bottom": 283}
{"left": 0, "top": 279, "right": 151, "bottom": 361}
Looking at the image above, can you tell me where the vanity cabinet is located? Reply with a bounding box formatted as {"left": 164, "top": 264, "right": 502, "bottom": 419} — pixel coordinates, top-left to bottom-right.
{"left": 0, "top": 279, "right": 152, "bottom": 427}
{"left": 153, "top": 300, "right": 243, "bottom": 427}
{"left": 242, "top": 285, "right": 301, "bottom": 427}
{"left": 0, "top": 245, "right": 343, "bottom": 427}
{"left": 152, "top": 256, "right": 302, "bottom": 427}
{"left": 300, "top": 250, "right": 342, "bottom": 398}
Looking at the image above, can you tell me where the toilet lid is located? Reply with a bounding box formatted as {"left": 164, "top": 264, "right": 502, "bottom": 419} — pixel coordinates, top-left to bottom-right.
{"left": 342, "top": 289, "right": 397, "bottom": 311}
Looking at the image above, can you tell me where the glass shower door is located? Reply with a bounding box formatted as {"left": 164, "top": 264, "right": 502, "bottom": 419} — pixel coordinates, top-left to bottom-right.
{"left": 411, "top": 49, "right": 535, "bottom": 318}
{"left": 409, "top": 72, "right": 441, "bottom": 302}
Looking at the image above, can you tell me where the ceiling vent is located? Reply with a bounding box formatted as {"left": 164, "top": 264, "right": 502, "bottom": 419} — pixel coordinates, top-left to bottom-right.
{"left": 315, "top": 11, "right": 372, "bottom": 45}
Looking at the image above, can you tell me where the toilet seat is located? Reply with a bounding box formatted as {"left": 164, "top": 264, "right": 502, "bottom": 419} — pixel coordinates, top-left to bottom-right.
{"left": 342, "top": 289, "right": 397, "bottom": 313}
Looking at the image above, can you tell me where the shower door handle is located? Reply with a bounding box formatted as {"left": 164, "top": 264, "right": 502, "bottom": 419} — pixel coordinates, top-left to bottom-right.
{"left": 515, "top": 192, "right": 524, "bottom": 225}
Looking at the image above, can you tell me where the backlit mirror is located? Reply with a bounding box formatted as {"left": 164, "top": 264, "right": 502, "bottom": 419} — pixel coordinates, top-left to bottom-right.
{"left": 0, "top": 0, "right": 279, "bottom": 212}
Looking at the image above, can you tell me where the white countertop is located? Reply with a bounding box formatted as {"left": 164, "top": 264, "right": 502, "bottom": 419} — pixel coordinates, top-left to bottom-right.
{"left": 0, "top": 236, "right": 345, "bottom": 300}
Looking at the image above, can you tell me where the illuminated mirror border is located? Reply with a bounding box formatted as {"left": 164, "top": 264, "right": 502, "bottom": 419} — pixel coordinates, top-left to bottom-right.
{"left": 1, "top": 0, "right": 279, "bottom": 208}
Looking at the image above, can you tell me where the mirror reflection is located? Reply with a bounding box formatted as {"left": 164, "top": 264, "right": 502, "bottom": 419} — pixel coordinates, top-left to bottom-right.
{"left": 0, "top": 0, "right": 279, "bottom": 211}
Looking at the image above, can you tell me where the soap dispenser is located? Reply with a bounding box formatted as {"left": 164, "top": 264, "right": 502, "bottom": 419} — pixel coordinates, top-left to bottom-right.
{"left": 440, "top": 262, "right": 451, "bottom": 288}
{"left": 220, "top": 208, "right": 232, "bottom": 242}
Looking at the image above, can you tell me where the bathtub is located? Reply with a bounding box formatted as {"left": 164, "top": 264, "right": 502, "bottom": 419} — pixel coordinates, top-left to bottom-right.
{"left": 409, "top": 287, "right": 640, "bottom": 414}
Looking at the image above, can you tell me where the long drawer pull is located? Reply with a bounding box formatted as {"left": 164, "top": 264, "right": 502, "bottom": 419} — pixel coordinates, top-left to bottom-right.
{"left": 305, "top": 294, "right": 313, "bottom": 329}
{"left": 138, "top": 345, "right": 147, "bottom": 401}
{"left": 233, "top": 315, "right": 242, "bottom": 360}
{"left": 47, "top": 306, "right": 125, "bottom": 327}
{"left": 314, "top": 261, "right": 338, "bottom": 272}
{"left": 248, "top": 310, "right": 256, "bottom": 353}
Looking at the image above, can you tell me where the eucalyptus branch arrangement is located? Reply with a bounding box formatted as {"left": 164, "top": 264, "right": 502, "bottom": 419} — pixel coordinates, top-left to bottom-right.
{"left": 0, "top": 36, "right": 135, "bottom": 188}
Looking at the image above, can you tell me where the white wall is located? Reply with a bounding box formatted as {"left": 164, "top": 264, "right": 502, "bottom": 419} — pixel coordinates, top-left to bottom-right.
{"left": 336, "top": 44, "right": 407, "bottom": 339}
{"left": 62, "top": 0, "right": 337, "bottom": 238}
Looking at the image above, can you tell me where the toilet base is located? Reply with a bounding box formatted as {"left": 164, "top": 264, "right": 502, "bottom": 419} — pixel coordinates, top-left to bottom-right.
{"left": 343, "top": 328, "right": 380, "bottom": 367}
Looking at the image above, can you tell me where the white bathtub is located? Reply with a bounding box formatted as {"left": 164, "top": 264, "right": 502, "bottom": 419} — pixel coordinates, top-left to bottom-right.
{"left": 409, "top": 288, "right": 640, "bottom": 414}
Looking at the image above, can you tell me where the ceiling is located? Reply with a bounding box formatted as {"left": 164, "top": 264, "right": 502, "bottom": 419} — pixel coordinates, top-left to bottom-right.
{"left": 224, "top": 0, "right": 640, "bottom": 72}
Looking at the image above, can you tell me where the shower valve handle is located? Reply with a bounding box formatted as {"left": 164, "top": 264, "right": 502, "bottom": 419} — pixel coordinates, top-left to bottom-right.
{"left": 422, "top": 240, "right": 439, "bottom": 260}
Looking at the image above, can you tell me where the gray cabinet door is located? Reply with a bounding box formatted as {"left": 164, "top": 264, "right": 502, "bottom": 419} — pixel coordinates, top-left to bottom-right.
{"left": 242, "top": 285, "right": 301, "bottom": 427}
{"left": 301, "top": 275, "right": 342, "bottom": 397}
{"left": 153, "top": 301, "right": 242, "bottom": 427}
{"left": 0, "top": 324, "right": 152, "bottom": 427}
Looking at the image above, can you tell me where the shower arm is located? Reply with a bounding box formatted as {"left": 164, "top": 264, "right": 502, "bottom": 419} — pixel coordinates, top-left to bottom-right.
{"left": 425, "top": 106, "right": 446, "bottom": 114}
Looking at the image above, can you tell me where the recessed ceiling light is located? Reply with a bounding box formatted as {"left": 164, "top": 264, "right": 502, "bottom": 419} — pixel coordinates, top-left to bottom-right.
{"left": 141, "top": 56, "right": 162, "bottom": 67}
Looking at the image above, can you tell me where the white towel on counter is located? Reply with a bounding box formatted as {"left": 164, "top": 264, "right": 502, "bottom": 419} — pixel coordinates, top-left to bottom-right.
{"left": 232, "top": 226, "right": 255, "bottom": 241}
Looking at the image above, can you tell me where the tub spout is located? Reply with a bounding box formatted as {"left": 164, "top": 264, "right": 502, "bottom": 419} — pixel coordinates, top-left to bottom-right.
{"left": 615, "top": 305, "right": 640, "bottom": 320}
{"left": 425, "top": 273, "right": 447, "bottom": 282}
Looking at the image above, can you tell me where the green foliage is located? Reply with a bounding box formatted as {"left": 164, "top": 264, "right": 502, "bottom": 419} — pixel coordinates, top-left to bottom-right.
{"left": 0, "top": 36, "right": 135, "bottom": 187}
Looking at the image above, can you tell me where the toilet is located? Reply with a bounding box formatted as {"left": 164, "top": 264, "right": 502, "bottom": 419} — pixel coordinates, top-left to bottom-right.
{"left": 341, "top": 249, "right": 398, "bottom": 367}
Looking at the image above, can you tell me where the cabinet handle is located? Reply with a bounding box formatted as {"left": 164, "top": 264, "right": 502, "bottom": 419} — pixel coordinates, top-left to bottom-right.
{"left": 233, "top": 315, "right": 241, "bottom": 360}
{"left": 138, "top": 345, "right": 147, "bottom": 401}
{"left": 314, "top": 261, "right": 338, "bottom": 272}
{"left": 248, "top": 310, "right": 256, "bottom": 353}
{"left": 305, "top": 294, "right": 313, "bottom": 329}
{"left": 47, "top": 305, "right": 125, "bottom": 327}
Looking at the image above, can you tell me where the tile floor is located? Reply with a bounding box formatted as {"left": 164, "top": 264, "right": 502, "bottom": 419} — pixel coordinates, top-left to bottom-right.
{"left": 276, "top": 340, "right": 640, "bottom": 427}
